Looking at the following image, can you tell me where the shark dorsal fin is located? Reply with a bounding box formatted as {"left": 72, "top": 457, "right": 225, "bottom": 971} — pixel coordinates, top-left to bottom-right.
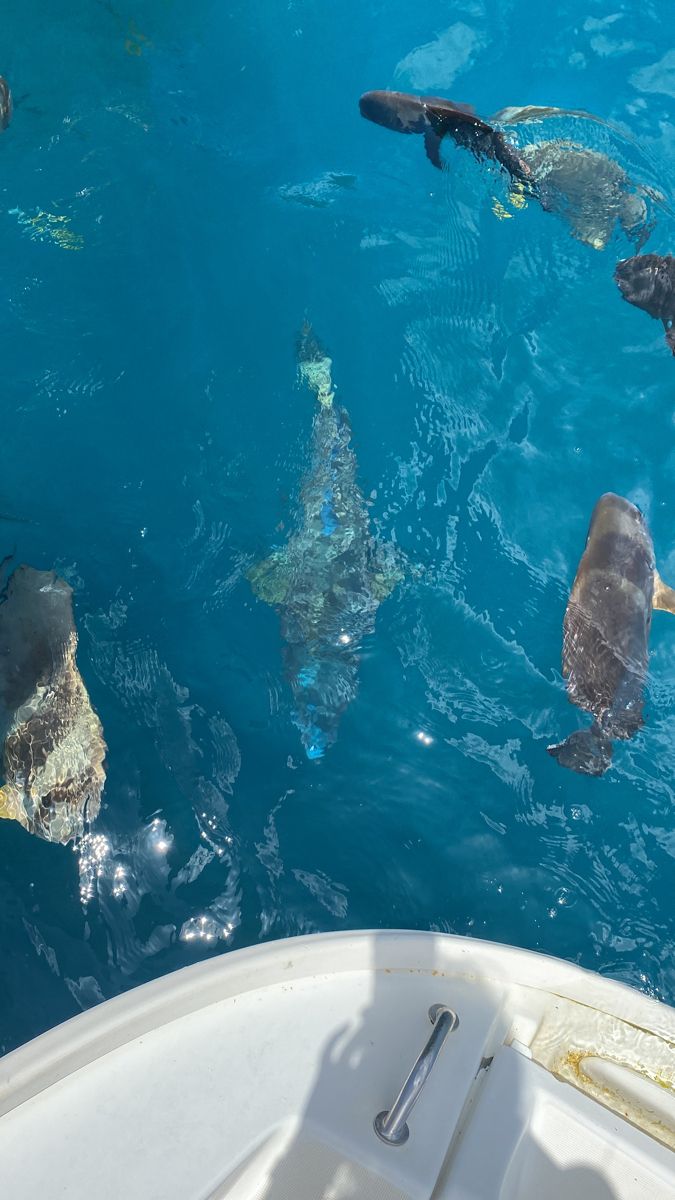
{"left": 653, "top": 569, "right": 675, "bottom": 614}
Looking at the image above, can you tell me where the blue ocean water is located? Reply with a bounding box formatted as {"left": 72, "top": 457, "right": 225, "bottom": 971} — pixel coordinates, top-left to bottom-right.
{"left": 2, "top": 0, "right": 675, "bottom": 1053}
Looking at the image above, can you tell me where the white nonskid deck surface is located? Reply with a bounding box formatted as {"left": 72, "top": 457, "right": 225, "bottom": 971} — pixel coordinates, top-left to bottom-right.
{"left": 0, "top": 932, "right": 673, "bottom": 1200}
{"left": 0, "top": 970, "right": 501, "bottom": 1200}
{"left": 443, "top": 1047, "right": 675, "bottom": 1200}
{"left": 217, "top": 1131, "right": 414, "bottom": 1200}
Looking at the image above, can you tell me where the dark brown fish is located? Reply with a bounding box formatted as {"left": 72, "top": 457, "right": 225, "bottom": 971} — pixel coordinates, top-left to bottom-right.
{"left": 548, "top": 493, "right": 675, "bottom": 776}
{"left": 360, "top": 91, "right": 653, "bottom": 249}
{"left": 0, "top": 566, "right": 106, "bottom": 842}
{"left": 0, "top": 76, "right": 12, "bottom": 131}
{"left": 615, "top": 254, "right": 675, "bottom": 354}
{"left": 358, "top": 89, "right": 534, "bottom": 185}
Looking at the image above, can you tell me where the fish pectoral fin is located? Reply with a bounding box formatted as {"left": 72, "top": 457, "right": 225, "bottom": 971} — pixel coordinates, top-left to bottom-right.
{"left": 653, "top": 570, "right": 675, "bottom": 614}
{"left": 423, "top": 129, "right": 444, "bottom": 170}
{"left": 247, "top": 551, "right": 292, "bottom": 605}
{"left": 637, "top": 184, "right": 668, "bottom": 205}
{"left": 369, "top": 551, "right": 404, "bottom": 601}
{"left": 0, "top": 785, "right": 10, "bottom": 819}
{"left": 0, "top": 784, "right": 22, "bottom": 823}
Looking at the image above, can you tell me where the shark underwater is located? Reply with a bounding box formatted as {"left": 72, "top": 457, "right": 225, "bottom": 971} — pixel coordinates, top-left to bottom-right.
{"left": 547, "top": 494, "right": 675, "bottom": 776}
{"left": 0, "top": 565, "right": 106, "bottom": 842}
{"left": 248, "top": 323, "right": 402, "bottom": 759}
{"left": 359, "top": 92, "right": 652, "bottom": 250}
{"left": 0, "top": 77, "right": 11, "bottom": 131}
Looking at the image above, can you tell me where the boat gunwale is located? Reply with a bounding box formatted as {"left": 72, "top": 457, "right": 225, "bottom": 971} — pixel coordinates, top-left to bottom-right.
{"left": 1, "top": 929, "right": 672, "bottom": 1120}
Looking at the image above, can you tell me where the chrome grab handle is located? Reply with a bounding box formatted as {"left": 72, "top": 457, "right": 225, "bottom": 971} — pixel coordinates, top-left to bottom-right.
{"left": 373, "top": 1003, "right": 459, "bottom": 1147}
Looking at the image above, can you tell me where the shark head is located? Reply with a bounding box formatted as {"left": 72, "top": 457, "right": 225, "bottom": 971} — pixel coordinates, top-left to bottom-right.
{"left": 359, "top": 90, "right": 431, "bottom": 135}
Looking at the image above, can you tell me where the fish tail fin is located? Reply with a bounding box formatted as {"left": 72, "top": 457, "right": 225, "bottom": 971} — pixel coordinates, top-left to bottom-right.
{"left": 547, "top": 725, "right": 612, "bottom": 776}
{"left": 653, "top": 570, "right": 675, "bottom": 613}
{"left": 297, "top": 320, "right": 334, "bottom": 408}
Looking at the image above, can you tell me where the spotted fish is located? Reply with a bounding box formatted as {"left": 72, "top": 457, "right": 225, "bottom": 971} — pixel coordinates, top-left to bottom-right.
{"left": 248, "top": 323, "right": 401, "bottom": 759}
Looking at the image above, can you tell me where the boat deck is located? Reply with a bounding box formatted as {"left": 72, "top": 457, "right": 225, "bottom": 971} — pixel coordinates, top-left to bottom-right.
{"left": 0, "top": 932, "right": 673, "bottom": 1199}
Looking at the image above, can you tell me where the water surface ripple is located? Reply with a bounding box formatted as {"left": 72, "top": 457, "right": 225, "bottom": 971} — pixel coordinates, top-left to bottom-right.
{"left": 1, "top": 0, "right": 675, "bottom": 1051}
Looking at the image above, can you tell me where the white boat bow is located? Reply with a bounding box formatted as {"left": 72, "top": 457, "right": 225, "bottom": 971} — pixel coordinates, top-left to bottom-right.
{"left": 0, "top": 930, "right": 674, "bottom": 1199}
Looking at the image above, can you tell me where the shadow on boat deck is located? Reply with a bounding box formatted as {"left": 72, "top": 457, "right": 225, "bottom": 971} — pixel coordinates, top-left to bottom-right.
{"left": 232, "top": 930, "right": 623, "bottom": 1200}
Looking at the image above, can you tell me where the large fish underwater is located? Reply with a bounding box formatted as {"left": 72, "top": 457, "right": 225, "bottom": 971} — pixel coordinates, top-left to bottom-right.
{"left": 359, "top": 92, "right": 651, "bottom": 250}
{"left": 615, "top": 253, "right": 675, "bottom": 354}
{"left": 547, "top": 494, "right": 675, "bottom": 776}
{"left": 0, "top": 76, "right": 11, "bottom": 131}
{"left": 248, "top": 323, "right": 402, "bottom": 759}
{"left": 0, "top": 566, "right": 106, "bottom": 842}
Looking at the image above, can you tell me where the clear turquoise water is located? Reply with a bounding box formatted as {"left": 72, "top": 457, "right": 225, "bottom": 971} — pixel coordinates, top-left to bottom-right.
{"left": 2, "top": 0, "right": 675, "bottom": 1053}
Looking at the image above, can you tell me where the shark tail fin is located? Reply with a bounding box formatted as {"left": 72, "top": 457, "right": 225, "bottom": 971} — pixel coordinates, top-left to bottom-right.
{"left": 653, "top": 570, "right": 675, "bottom": 613}
{"left": 547, "top": 725, "right": 612, "bottom": 776}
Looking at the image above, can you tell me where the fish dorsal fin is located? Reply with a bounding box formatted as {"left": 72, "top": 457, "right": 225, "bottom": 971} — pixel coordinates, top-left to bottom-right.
{"left": 426, "top": 103, "right": 489, "bottom": 136}
{"left": 449, "top": 99, "right": 475, "bottom": 115}
{"left": 653, "top": 569, "right": 675, "bottom": 614}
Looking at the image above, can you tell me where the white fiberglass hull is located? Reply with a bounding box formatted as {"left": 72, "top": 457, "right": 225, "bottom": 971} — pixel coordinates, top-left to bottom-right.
{"left": 0, "top": 931, "right": 674, "bottom": 1199}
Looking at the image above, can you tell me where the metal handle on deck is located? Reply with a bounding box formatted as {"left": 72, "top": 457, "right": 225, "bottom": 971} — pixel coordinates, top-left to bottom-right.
{"left": 373, "top": 1003, "right": 459, "bottom": 1147}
